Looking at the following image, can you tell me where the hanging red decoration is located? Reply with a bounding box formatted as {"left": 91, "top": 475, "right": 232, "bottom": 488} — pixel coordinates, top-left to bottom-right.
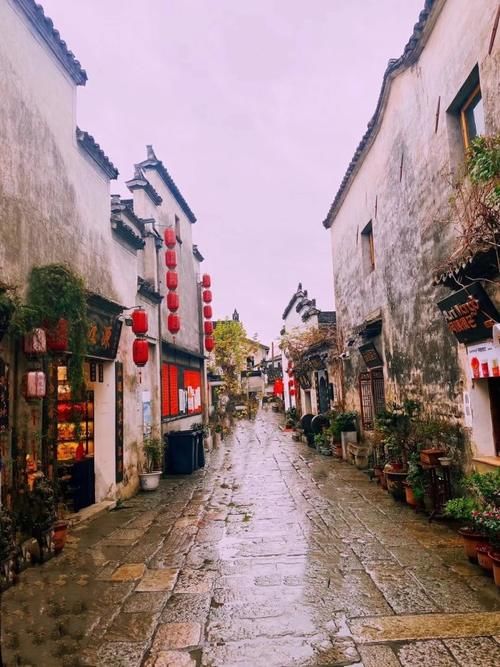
{"left": 165, "top": 250, "right": 177, "bottom": 269}
{"left": 203, "top": 305, "right": 212, "bottom": 319}
{"left": 204, "top": 336, "right": 215, "bottom": 352}
{"left": 133, "top": 338, "right": 149, "bottom": 367}
{"left": 166, "top": 271, "right": 178, "bottom": 290}
{"left": 24, "top": 371, "right": 46, "bottom": 399}
{"left": 288, "top": 379, "right": 295, "bottom": 389}
{"left": 204, "top": 321, "right": 213, "bottom": 335}
{"left": 131, "top": 308, "right": 148, "bottom": 335}
{"left": 167, "top": 292, "right": 179, "bottom": 312}
{"left": 168, "top": 313, "right": 181, "bottom": 335}
{"left": 202, "top": 274, "right": 211, "bottom": 288}
{"left": 290, "top": 389, "right": 296, "bottom": 397}
{"left": 273, "top": 378, "right": 284, "bottom": 396}
{"left": 202, "top": 290, "right": 212, "bottom": 304}
{"left": 164, "top": 228, "right": 176, "bottom": 248}
{"left": 24, "top": 328, "right": 47, "bottom": 355}
{"left": 45, "top": 318, "right": 69, "bottom": 352}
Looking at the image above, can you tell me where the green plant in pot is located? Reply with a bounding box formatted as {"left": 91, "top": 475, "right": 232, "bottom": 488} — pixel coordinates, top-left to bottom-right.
{"left": 314, "top": 432, "right": 332, "bottom": 456}
{"left": 139, "top": 434, "right": 164, "bottom": 491}
{"left": 404, "top": 452, "right": 425, "bottom": 508}
{"left": 444, "top": 496, "right": 486, "bottom": 563}
{"left": 470, "top": 506, "right": 500, "bottom": 579}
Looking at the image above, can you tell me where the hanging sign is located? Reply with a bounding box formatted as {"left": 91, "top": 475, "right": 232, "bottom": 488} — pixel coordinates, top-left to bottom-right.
{"left": 359, "top": 342, "right": 383, "bottom": 368}
{"left": 437, "top": 283, "right": 499, "bottom": 344}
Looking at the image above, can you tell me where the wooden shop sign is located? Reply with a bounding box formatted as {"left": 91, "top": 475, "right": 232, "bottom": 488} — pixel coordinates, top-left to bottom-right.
{"left": 437, "top": 283, "right": 499, "bottom": 344}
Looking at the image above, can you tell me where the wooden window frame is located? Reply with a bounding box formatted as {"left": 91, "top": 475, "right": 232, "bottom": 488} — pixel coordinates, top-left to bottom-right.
{"left": 361, "top": 221, "right": 375, "bottom": 274}
{"left": 359, "top": 368, "right": 385, "bottom": 431}
{"left": 459, "top": 84, "right": 482, "bottom": 149}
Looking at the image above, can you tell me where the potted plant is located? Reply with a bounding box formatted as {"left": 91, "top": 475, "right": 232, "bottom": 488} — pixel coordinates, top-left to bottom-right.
{"left": 334, "top": 412, "right": 357, "bottom": 460}
{"left": 444, "top": 496, "right": 485, "bottom": 562}
{"left": 139, "top": 434, "right": 163, "bottom": 491}
{"left": 314, "top": 432, "right": 332, "bottom": 456}
{"left": 472, "top": 507, "right": 499, "bottom": 576}
{"left": 404, "top": 453, "right": 425, "bottom": 509}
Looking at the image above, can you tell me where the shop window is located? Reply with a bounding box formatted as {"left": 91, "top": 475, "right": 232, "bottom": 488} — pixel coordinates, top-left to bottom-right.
{"left": 162, "top": 363, "right": 202, "bottom": 418}
{"left": 361, "top": 221, "right": 375, "bottom": 275}
{"left": 359, "top": 368, "right": 385, "bottom": 430}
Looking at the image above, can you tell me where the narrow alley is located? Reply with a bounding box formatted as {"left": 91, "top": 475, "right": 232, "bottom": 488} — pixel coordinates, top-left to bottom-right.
{"left": 2, "top": 410, "right": 500, "bottom": 667}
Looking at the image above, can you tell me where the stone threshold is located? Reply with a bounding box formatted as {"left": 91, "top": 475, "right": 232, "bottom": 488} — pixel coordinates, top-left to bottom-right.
{"left": 349, "top": 612, "right": 500, "bottom": 644}
{"left": 68, "top": 499, "right": 117, "bottom": 527}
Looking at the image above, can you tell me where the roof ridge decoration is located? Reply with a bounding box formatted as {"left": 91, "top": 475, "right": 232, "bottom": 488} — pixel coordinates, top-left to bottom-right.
{"left": 323, "top": 0, "right": 441, "bottom": 229}
{"left": 126, "top": 164, "right": 163, "bottom": 206}
{"left": 13, "top": 0, "right": 87, "bottom": 85}
{"left": 140, "top": 144, "right": 197, "bottom": 224}
{"left": 76, "top": 128, "right": 118, "bottom": 179}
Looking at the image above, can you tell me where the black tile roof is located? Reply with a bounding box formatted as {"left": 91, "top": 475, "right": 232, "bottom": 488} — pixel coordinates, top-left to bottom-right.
{"left": 126, "top": 165, "right": 163, "bottom": 206}
{"left": 14, "top": 0, "right": 87, "bottom": 85}
{"left": 323, "top": 0, "right": 438, "bottom": 229}
{"left": 140, "top": 146, "right": 197, "bottom": 224}
{"left": 77, "top": 128, "right": 118, "bottom": 179}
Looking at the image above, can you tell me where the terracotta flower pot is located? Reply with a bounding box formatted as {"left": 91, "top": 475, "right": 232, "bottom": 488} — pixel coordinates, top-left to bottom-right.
{"left": 476, "top": 544, "right": 493, "bottom": 574}
{"left": 488, "top": 549, "right": 500, "bottom": 587}
{"left": 404, "top": 483, "right": 417, "bottom": 508}
{"left": 420, "top": 449, "right": 446, "bottom": 466}
{"left": 53, "top": 520, "right": 68, "bottom": 554}
{"left": 458, "top": 527, "right": 489, "bottom": 563}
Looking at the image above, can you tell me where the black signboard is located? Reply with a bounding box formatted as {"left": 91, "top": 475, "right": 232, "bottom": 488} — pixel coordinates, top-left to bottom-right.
{"left": 115, "top": 362, "right": 124, "bottom": 483}
{"left": 359, "top": 342, "right": 383, "bottom": 369}
{"left": 87, "top": 313, "right": 123, "bottom": 360}
{"left": 437, "top": 283, "right": 500, "bottom": 344}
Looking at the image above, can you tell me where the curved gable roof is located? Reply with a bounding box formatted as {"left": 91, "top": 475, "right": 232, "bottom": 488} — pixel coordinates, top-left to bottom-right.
{"left": 323, "top": 0, "right": 443, "bottom": 229}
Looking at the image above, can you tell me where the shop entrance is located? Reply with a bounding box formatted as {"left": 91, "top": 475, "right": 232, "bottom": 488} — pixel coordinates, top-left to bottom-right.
{"left": 489, "top": 378, "right": 500, "bottom": 456}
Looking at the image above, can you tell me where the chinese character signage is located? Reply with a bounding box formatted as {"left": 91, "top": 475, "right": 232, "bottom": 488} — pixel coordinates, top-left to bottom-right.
{"left": 87, "top": 305, "right": 123, "bottom": 359}
{"left": 359, "top": 342, "right": 383, "bottom": 368}
{"left": 437, "top": 283, "right": 499, "bottom": 344}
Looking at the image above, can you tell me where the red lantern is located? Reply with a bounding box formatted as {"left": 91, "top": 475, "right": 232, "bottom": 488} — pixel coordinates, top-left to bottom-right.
{"left": 202, "top": 290, "right": 212, "bottom": 304}
{"left": 133, "top": 338, "right": 149, "bottom": 367}
{"left": 273, "top": 378, "right": 284, "bottom": 396}
{"left": 45, "top": 318, "right": 69, "bottom": 352}
{"left": 165, "top": 250, "right": 177, "bottom": 269}
{"left": 24, "top": 371, "right": 47, "bottom": 399}
{"left": 205, "top": 336, "right": 215, "bottom": 352}
{"left": 202, "top": 274, "right": 211, "bottom": 288}
{"left": 167, "top": 292, "right": 179, "bottom": 312}
{"left": 203, "top": 305, "right": 212, "bottom": 319}
{"left": 164, "top": 228, "right": 176, "bottom": 248}
{"left": 204, "top": 321, "right": 213, "bottom": 335}
{"left": 290, "top": 389, "right": 296, "bottom": 397}
{"left": 24, "top": 328, "right": 47, "bottom": 355}
{"left": 288, "top": 379, "right": 295, "bottom": 389}
{"left": 131, "top": 308, "right": 148, "bottom": 335}
{"left": 166, "top": 271, "right": 178, "bottom": 290}
{"left": 168, "top": 314, "right": 180, "bottom": 335}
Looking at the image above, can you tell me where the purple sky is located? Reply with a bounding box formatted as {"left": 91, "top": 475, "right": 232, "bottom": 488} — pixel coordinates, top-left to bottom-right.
{"left": 42, "top": 0, "right": 423, "bottom": 344}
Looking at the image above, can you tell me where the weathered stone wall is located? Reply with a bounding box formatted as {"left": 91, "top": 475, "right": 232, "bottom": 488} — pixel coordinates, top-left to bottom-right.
{"left": 328, "top": 0, "right": 500, "bottom": 426}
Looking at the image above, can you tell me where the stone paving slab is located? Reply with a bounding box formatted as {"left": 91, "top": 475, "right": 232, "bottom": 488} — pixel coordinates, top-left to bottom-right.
{"left": 2, "top": 411, "right": 500, "bottom": 667}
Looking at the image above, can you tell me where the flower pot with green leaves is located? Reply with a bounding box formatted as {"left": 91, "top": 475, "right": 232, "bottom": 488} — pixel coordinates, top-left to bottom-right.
{"left": 472, "top": 507, "right": 500, "bottom": 581}
{"left": 334, "top": 412, "right": 357, "bottom": 460}
{"left": 314, "top": 432, "right": 332, "bottom": 456}
{"left": 15, "top": 474, "right": 58, "bottom": 563}
{"left": 139, "top": 434, "right": 164, "bottom": 491}
{"left": 405, "top": 453, "right": 425, "bottom": 509}
{"left": 444, "top": 497, "right": 485, "bottom": 562}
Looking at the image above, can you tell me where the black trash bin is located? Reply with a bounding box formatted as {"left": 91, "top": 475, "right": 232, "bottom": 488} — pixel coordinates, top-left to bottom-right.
{"left": 196, "top": 431, "right": 205, "bottom": 468}
{"left": 165, "top": 430, "right": 196, "bottom": 474}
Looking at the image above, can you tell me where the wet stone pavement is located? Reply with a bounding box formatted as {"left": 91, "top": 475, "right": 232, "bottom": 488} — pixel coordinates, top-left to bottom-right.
{"left": 2, "top": 411, "right": 500, "bottom": 667}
